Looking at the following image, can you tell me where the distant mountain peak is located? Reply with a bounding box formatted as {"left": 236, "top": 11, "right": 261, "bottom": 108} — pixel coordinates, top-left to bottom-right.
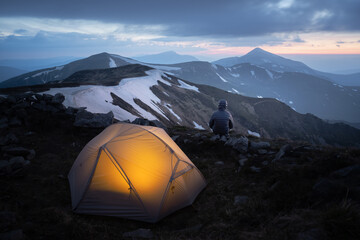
{"left": 246, "top": 47, "right": 276, "bottom": 57}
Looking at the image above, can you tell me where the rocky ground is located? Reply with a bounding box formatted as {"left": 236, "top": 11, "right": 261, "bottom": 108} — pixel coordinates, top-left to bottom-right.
{"left": 0, "top": 93, "right": 359, "bottom": 240}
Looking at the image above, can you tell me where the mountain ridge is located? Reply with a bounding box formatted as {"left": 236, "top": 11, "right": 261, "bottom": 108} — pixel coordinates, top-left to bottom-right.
{"left": 133, "top": 51, "right": 199, "bottom": 64}
{"left": 1, "top": 64, "right": 359, "bottom": 147}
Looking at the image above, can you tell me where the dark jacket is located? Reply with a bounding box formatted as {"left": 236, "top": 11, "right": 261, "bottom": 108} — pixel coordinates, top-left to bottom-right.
{"left": 209, "top": 103, "right": 233, "bottom": 136}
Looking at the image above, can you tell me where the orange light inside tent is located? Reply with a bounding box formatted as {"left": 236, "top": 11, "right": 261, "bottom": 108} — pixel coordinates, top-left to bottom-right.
{"left": 105, "top": 137, "right": 173, "bottom": 202}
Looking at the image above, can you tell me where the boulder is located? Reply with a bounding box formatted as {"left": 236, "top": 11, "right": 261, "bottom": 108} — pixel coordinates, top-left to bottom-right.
{"left": 51, "top": 93, "right": 65, "bottom": 104}
{"left": 42, "top": 94, "right": 53, "bottom": 102}
{"left": 74, "top": 110, "right": 114, "bottom": 128}
{"left": 225, "top": 136, "right": 248, "bottom": 153}
{"left": 32, "top": 102, "right": 60, "bottom": 113}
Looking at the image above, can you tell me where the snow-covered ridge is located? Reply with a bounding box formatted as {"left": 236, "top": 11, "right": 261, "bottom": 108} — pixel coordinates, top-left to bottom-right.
{"left": 43, "top": 69, "right": 199, "bottom": 122}
{"left": 31, "top": 65, "right": 64, "bottom": 79}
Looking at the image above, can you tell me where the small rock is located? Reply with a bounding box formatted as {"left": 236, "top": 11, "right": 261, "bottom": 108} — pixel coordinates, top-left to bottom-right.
{"left": 57, "top": 174, "right": 66, "bottom": 179}
{"left": 272, "top": 144, "right": 292, "bottom": 162}
{"left": 123, "top": 228, "right": 154, "bottom": 239}
{"left": 183, "top": 139, "right": 190, "bottom": 144}
{"left": 238, "top": 158, "right": 248, "bottom": 166}
{"left": 215, "top": 161, "right": 224, "bottom": 166}
{"left": 24, "top": 131, "right": 36, "bottom": 136}
{"left": 26, "top": 149, "right": 36, "bottom": 160}
{"left": 9, "top": 156, "right": 28, "bottom": 171}
{"left": 210, "top": 135, "right": 220, "bottom": 141}
{"left": 193, "top": 133, "right": 202, "bottom": 138}
{"left": 220, "top": 135, "right": 228, "bottom": 142}
{"left": 249, "top": 141, "right": 270, "bottom": 150}
{"left": 234, "top": 195, "right": 249, "bottom": 206}
{"left": 269, "top": 181, "right": 281, "bottom": 191}
{"left": 132, "top": 118, "right": 154, "bottom": 126}
{"left": 258, "top": 149, "right": 268, "bottom": 155}
{"left": 262, "top": 161, "right": 269, "bottom": 166}
{"left": 250, "top": 166, "right": 261, "bottom": 173}
{"left": 0, "top": 133, "right": 19, "bottom": 146}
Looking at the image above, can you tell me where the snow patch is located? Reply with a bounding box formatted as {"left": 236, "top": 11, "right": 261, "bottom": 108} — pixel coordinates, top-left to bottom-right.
{"left": 232, "top": 88, "right": 239, "bottom": 94}
{"left": 257, "top": 96, "right": 263, "bottom": 98}
{"left": 109, "top": 57, "right": 117, "bottom": 68}
{"left": 289, "top": 101, "right": 293, "bottom": 104}
{"left": 230, "top": 73, "right": 240, "bottom": 77}
{"left": 163, "top": 91, "right": 169, "bottom": 96}
{"left": 178, "top": 80, "right": 199, "bottom": 92}
{"left": 212, "top": 64, "right": 218, "bottom": 70}
{"left": 193, "top": 121, "right": 205, "bottom": 130}
{"left": 165, "top": 104, "right": 182, "bottom": 121}
{"left": 247, "top": 130, "right": 260, "bottom": 138}
{"left": 352, "top": 89, "right": 358, "bottom": 92}
{"left": 216, "top": 73, "right": 228, "bottom": 82}
{"left": 265, "top": 69, "right": 273, "bottom": 79}
{"left": 55, "top": 66, "right": 64, "bottom": 71}
{"left": 44, "top": 70, "right": 171, "bottom": 121}
{"left": 250, "top": 71, "right": 255, "bottom": 76}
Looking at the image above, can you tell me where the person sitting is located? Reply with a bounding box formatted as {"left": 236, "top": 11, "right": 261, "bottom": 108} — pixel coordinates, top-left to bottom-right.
{"left": 209, "top": 99, "right": 234, "bottom": 137}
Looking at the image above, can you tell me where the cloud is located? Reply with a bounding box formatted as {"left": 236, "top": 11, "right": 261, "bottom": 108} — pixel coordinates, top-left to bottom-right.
{"left": 0, "top": 0, "right": 359, "bottom": 39}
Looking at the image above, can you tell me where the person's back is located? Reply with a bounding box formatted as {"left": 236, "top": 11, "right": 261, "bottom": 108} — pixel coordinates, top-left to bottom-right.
{"left": 209, "top": 99, "right": 233, "bottom": 136}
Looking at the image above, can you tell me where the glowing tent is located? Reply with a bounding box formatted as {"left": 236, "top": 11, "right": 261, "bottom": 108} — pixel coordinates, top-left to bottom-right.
{"left": 68, "top": 123, "right": 206, "bottom": 223}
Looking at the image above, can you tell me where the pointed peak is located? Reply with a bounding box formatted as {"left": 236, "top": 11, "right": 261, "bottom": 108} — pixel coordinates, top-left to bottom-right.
{"left": 247, "top": 48, "right": 274, "bottom": 56}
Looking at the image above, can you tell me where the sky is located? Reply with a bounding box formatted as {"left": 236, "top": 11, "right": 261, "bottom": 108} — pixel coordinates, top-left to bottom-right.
{"left": 0, "top": 0, "right": 360, "bottom": 72}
